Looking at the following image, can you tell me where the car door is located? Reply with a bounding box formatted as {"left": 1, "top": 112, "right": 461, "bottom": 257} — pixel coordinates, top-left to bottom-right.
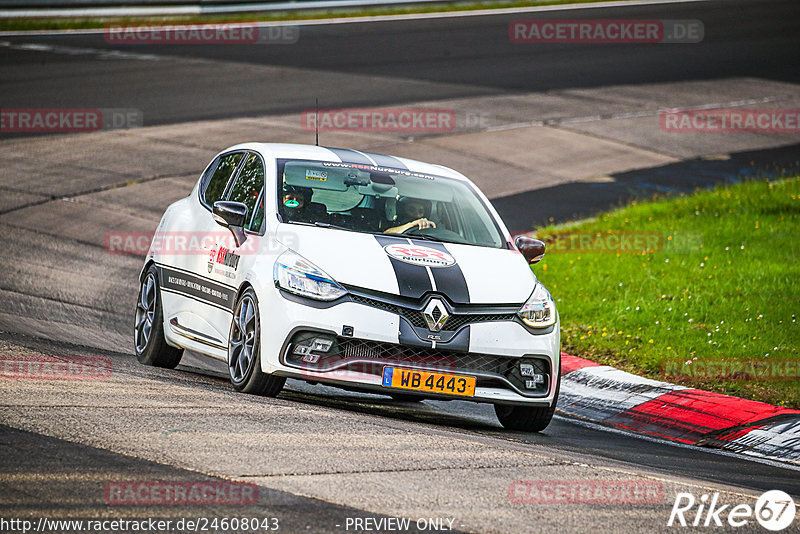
{"left": 201, "top": 151, "right": 267, "bottom": 349}
{"left": 157, "top": 150, "right": 246, "bottom": 356}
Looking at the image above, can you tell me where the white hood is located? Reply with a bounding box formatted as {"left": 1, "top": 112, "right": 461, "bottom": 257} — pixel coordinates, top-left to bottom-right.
{"left": 276, "top": 224, "right": 536, "bottom": 305}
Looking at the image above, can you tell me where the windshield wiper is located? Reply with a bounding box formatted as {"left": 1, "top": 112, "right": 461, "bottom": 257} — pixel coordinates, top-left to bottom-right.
{"left": 405, "top": 233, "right": 464, "bottom": 245}
{"left": 313, "top": 221, "right": 352, "bottom": 232}
{"left": 283, "top": 220, "right": 352, "bottom": 231}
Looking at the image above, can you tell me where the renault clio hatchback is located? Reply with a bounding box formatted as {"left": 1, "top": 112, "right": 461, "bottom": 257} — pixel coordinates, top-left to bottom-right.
{"left": 135, "top": 143, "right": 560, "bottom": 431}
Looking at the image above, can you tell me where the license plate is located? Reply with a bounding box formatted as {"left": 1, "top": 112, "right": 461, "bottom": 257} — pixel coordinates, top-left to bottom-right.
{"left": 381, "top": 367, "right": 476, "bottom": 397}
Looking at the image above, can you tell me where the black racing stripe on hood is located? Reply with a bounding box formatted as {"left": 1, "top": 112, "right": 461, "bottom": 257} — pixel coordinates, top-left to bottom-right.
{"left": 363, "top": 152, "right": 408, "bottom": 169}
{"left": 324, "top": 147, "right": 373, "bottom": 165}
{"left": 374, "top": 235, "right": 432, "bottom": 299}
{"left": 409, "top": 239, "right": 471, "bottom": 304}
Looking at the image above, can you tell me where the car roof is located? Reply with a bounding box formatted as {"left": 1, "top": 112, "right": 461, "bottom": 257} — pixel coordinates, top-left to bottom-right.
{"left": 221, "top": 142, "right": 469, "bottom": 182}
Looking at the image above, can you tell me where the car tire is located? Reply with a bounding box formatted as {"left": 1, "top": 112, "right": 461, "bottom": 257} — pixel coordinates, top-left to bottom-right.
{"left": 228, "top": 288, "right": 286, "bottom": 397}
{"left": 134, "top": 265, "right": 184, "bottom": 368}
{"left": 494, "top": 375, "right": 560, "bottom": 432}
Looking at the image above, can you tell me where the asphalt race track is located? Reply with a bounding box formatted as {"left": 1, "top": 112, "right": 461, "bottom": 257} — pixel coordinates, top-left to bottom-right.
{"left": 1, "top": 0, "right": 799, "bottom": 125}
{"left": 1, "top": 0, "right": 800, "bottom": 533}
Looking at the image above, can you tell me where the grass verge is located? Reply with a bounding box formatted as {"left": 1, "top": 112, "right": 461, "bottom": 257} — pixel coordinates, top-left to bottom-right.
{"left": 533, "top": 177, "right": 800, "bottom": 408}
{"left": 0, "top": 0, "right": 638, "bottom": 32}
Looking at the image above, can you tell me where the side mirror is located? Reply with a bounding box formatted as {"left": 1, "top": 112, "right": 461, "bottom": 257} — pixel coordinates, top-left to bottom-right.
{"left": 213, "top": 201, "right": 248, "bottom": 247}
{"left": 515, "top": 236, "right": 546, "bottom": 264}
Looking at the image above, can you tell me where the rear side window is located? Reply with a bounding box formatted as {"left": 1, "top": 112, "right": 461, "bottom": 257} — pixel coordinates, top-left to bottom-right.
{"left": 202, "top": 152, "right": 244, "bottom": 207}
{"left": 226, "top": 153, "right": 265, "bottom": 231}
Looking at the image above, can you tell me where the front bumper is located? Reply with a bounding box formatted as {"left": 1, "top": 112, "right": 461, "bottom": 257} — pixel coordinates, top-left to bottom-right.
{"left": 260, "top": 288, "right": 560, "bottom": 406}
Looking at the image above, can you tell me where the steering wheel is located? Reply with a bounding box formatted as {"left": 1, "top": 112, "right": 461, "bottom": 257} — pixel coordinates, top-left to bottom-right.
{"left": 402, "top": 224, "right": 433, "bottom": 235}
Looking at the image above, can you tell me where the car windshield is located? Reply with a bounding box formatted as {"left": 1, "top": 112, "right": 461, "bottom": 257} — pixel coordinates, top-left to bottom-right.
{"left": 277, "top": 159, "right": 505, "bottom": 249}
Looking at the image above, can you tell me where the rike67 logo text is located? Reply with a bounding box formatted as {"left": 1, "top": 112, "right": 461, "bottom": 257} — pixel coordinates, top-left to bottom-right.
{"left": 668, "top": 490, "right": 796, "bottom": 531}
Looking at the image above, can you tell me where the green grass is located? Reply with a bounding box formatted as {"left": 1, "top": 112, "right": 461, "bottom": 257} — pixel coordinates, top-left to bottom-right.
{"left": 533, "top": 177, "right": 800, "bottom": 408}
{"left": 0, "top": 0, "right": 638, "bottom": 31}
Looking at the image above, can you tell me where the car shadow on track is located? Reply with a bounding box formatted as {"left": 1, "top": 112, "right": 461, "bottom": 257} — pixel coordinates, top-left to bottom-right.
{"left": 180, "top": 350, "right": 504, "bottom": 432}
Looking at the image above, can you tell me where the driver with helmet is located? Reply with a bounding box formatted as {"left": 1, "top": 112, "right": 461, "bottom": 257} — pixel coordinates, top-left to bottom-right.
{"left": 385, "top": 197, "right": 437, "bottom": 234}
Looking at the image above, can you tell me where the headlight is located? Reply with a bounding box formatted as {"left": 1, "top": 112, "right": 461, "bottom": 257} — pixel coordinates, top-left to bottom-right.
{"left": 517, "top": 282, "right": 557, "bottom": 328}
{"left": 274, "top": 250, "right": 346, "bottom": 301}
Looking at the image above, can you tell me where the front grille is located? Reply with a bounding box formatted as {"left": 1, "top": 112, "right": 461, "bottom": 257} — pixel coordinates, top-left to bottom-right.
{"left": 339, "top": 338, "right": 510, "bottom": 373}
{"left": 349, "top": 294, "right": 516, "bottom": 331}
{"left": 350, "top": 295, "right": 400, "bottom": 314}
{"left": 284, "top": 333, "right": 550, "bottom": 396}
{"left": 445, "top": 313, "right": 517, "bottom": 331}
{"left": 399, "top": 309, "right": 427, "bottom": 328}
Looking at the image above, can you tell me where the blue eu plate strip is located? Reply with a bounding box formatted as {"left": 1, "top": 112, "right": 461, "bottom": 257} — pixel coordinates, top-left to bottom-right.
{"left": 382, "top": 367, "right": 393, "bottom": 386}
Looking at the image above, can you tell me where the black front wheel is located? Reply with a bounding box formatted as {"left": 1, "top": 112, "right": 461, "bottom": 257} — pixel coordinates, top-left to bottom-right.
{"left": 494, "top": 376, "right": 560, "bottom": 432}
{"left": 228, "top": 288, "right": 285, "bottom": 397}
{"left": 134, "top": 265, "right": 183, "bottom": 368}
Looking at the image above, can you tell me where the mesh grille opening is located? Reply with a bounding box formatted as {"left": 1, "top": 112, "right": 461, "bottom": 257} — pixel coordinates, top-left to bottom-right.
{"left": 349, "top": 294, "right": 516, "bottom": 331}
{"left": 285, "top": 333, "right": 551, "bottom": 396}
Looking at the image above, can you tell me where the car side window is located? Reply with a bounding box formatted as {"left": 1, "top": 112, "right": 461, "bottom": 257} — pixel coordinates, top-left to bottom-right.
{"left": 250, "top": 194, "right": 265, "bottom": 234}
{"left": 226, "top": 153, "right": 265, "bottom": 232}
{"left": 202, "top": 152, "right": 244, "bottom": 207}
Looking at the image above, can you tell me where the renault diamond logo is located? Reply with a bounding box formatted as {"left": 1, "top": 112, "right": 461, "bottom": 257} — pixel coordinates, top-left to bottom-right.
{"left": 423, "top": 299, "right": 449, "bottom": 332}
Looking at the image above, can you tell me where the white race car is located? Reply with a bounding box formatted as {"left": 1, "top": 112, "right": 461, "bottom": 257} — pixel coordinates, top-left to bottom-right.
{"left": 135, "top": 143, "right": 560, "bottom": 431}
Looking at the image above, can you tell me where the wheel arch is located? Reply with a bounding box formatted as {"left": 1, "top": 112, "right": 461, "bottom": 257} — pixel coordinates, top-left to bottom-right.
{"left": 234, "top": 280, "right": 256, "bottom": 304}
{"left": 139, "top": 259, "right": 156, "bottom": 282}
